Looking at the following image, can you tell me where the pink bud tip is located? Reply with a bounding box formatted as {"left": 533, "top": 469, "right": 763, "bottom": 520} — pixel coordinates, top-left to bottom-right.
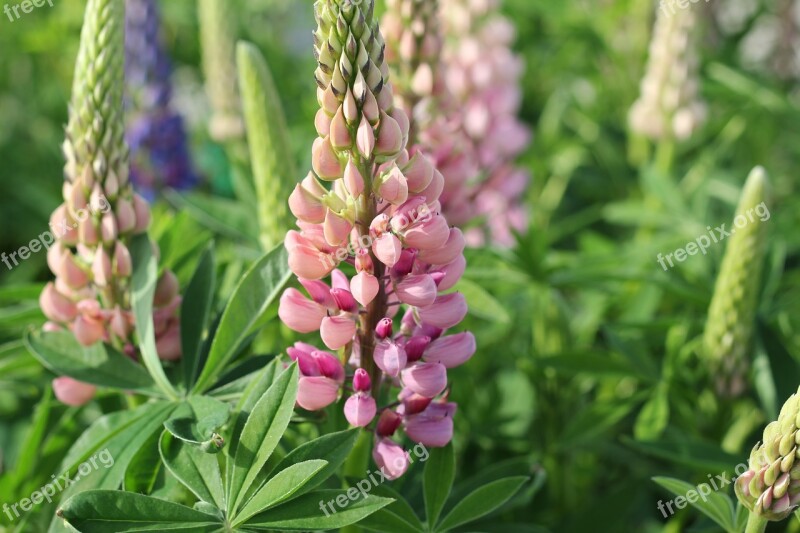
{"left": 418, "top": 293, "right": 468, "bottom": 329}
{"left": 401, "top": 362, "right": 448, "bottom": 398}
{"left": 423, "top": 331, "right": 476, "bottom": 368}
{"left": 351, "top": 271, "right": 379, "bottom": 307}
{"left": 375, "top": 317, "right": 394, "bottom": 339}
{"left": 374, "top": 340, "right": 408, "bottom": 377}
{"left": 353, "top": 368, "right": 372, "bottom": 392}
{"left": 394, "top": 274, "right": 437, "bottom": 308}
{"left": 297, "top": 376, "right": 341, "bottom": 411}
{"left": 156, "top": 321, "right": 182, "bottom": 361}
{"left": 279, "top": 288, "right": 327, "bottom": 333}
{"left": 330, "top": 288, "right": 358, "bottom": 313}
{"left": 320, "top": 315, "right": 357, "bottom": 350}
{"left": 372, "top": 438, "right": 410, "bottom": 480}
{"left": 344, "top": 394, "right": 377, "bottom": 427}
{"left": 376, "top": 409, "right": 403, "bottom": 437}
{"left": 404, "top": 402, "right": 457, "bottom": 447}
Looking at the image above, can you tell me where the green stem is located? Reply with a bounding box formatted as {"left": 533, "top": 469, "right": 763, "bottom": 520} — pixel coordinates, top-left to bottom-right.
{"left": 744, "top": 513, "right": 768, "bottom": 533}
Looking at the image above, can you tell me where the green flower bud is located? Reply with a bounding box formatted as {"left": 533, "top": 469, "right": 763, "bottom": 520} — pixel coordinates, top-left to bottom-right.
{"left": 703, "top": 167, "right": 770, "bottom": 396}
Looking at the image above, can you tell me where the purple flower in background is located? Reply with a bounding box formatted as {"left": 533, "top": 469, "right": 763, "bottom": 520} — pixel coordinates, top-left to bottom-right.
{"left": 125, "top": 0, "right": 198, "bottom": 199}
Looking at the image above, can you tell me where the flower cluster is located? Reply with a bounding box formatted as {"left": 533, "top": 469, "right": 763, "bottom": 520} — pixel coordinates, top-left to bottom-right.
{"left": 125, "top": 0, "right": 198, "bottom": 199}
{"left": 40, "top": 0, "right": 181, "bottom": 406}
{"left": 735, "top": 386, "right": 800, "bottom": 520}
{"left": 629, "top": 3, "right": 707, "bottom": 141}
{"left": 384, "top": 0, "right": 531, "bottom": 247}
{"left": 278, "top": 0, "right": 474, "bottom": 479}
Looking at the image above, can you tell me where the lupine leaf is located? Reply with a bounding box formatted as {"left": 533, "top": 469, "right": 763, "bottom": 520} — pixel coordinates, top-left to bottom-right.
{"left": 57, "top": 490, "right": 223, "bottom": 532}
{"left": 193, "top": 244, "right": 291, "bottom": 393}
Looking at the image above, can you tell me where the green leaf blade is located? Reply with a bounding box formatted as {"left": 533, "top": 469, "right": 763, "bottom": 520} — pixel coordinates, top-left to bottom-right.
{"left": 193, "top": 244, "right": 291, "bottom": 393}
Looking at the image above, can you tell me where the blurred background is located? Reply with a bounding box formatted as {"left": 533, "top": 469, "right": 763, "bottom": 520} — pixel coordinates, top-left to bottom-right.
{"left": 4, "top": 0, "right": 800, "bottom": 530}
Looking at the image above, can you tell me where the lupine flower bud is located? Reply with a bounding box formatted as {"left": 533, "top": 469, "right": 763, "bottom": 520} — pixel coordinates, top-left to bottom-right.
{"left": 423, "top": 331, "right": 476, "bottom": 368}
{"left": 52, "top": 377, "right": 97, "bottom": 407}
{"left": 198, "top": 0, "right": 244, "bottom": 142}
{"left": 41, "top": 0, "right": 183, "bottom": 404}
{"left": 703, "top": 167, "right": 770, "bottom": 397}
{"left": 401, "top": 362, "right": 448, "bottom": 397}
{"left": 375, "top": 317, "right": 394, "bottom": 339}
{"left": 735, "top": 387, "right": 800, "bottom": 520}
{"left": 376, "top": 409, "right": 403, "bottom": 437}
{"left": 629, "top": 3, "right": 706, "bottom": 141}
{"left": 403, "top": 401, "right": 456, "bottom": 447}
{"left": 353, "top": 368, "right": 372, "bottom": 392}
{"left": 345, "top": 394, "right": 377, "bottom": 427}
{"left": 372, "top": 438, "right": 410, "bottom": 480}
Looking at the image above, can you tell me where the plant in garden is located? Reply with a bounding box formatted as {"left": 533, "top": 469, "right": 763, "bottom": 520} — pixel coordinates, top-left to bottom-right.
{"left": 124, "top": 0, "right": 199, "bottom": 199}
{"left": 384, "top": 0, "right": 531, "bottom": 247}
{"left": 38, "top": 0, "right": 181, "bottom": 406}
{"left": 703, "top": 167, "right": 770, "bottom": 397}
{"left": 734, "top": 386, "right": 800, "bottom": 531}
{"left": 279, "top": 0, "right": 473, "bottom": 478}
{"left": 56, "top": 362, "right": 392, "bottom": 532}
{"left": 629, "top": 3, "right": 707, "bottom": 142}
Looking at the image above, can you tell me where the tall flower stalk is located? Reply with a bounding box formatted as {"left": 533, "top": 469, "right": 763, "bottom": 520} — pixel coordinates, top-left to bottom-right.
{"left": 198, "top": 0, "right": 244, "bottom": 143}
{"left": 703, "top": 167, "right": 770, "bottom": 397}
{"left": 124, "top": 0, "right": 199, "bottom": 199}
{"left": 629, "top": 4, "right": 707, "bottom": 144}
{"left": 278, "top": 0, "right": 473, "bottom": 478}
{"left": 385, "top": 0, "right": 531, "bottom": 247}
{"left": 40, "top": 0, "right": 181, "bottom": 406}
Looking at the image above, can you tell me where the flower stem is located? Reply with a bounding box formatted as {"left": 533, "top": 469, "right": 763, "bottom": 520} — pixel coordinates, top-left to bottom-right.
{"left": 355, "top": 157, "right": 385, "bottom": 399}
{"left": 744, "top": 513, "right": 768, "bottom": 533}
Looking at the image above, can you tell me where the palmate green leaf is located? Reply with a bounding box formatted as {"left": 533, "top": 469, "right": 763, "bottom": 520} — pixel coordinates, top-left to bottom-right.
{"left": 182, "top": 244, "right": 217, "bottom": 388}
{"left": 435, "top": 477, "right": 529, "bottom": 532}
{"left": 160, "top": 431, "right": 225, "bottom": 509}
{"left": 358, "top": 508, "right": 423, "bottom": 533}
{"left": 164, "top": 395, "right": 231, "bottom": 445}
{"left": 244, "top": 490, "right": 393, "bottom": 531}
{"left": 57, "top": 490, "right": 223, "bottom": 532}
{"left": 228, "top": 364, "right": 298, "bottom": 515}
{"left": 130, "top": 233, "right": 180, "bottom": 400}
{"left": 233, "top": 460, "right": 328, "bottom": 526}
{"left": 362, "top": 483, "right": 424, "bottom": 531}
{"left": 124, "top": 430, "right": 164, "bottom": 494}
{"left": 193, "top": 244, "right": 291, "bottom": 393}
{"left": 48, "top": 402, "right": 177, "bottom": 533}
{"left": 424, "top": 443, "right": 455, "bottom": 528}
{"left": 267, "top": 429, "right": 359, "bottom": 499}
{"left": 225, "top": 360, "right": 282, "bottom": 506}
{"left": 24, "top": 329, "right": 155, "bottom": 392}
{"left": 652, "top": 477, "right": 737, "bottom": 533}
